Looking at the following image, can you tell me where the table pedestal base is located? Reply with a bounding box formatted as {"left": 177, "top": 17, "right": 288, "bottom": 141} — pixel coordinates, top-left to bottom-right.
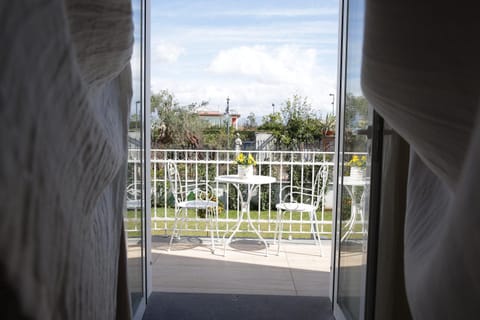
{"left": 223, "top": 202, "right": 269, "bottom": 257}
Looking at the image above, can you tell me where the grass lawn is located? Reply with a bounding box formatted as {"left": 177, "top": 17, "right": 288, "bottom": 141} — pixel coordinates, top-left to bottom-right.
{"left": 125, "top": 207, "right": 365, "bottom": 241}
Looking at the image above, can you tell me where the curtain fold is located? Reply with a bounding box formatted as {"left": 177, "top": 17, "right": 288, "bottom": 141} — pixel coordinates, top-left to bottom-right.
{"left": 0, "top": 0, "right": 133, "bottom": 319}
{"left": 362, "top": 1, "right": 480, "bottom": 318}
{"left": 374, "top": 126, "right": 412, "bottom": 319}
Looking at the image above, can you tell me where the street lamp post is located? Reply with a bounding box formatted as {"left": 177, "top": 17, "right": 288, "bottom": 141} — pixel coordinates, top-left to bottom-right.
{"left": 225, "top": 97, "right": 231, "bottom": 149}
{"left": 329, "top": 93, "right": 335, "bottom": 115}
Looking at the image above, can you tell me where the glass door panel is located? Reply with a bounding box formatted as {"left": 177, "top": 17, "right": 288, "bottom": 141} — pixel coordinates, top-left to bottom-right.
{"left": 124, "top": 0, "right": 146, "bottom": 316}
{"left": 333, "top": 0, "right": 372, "bottom": 318}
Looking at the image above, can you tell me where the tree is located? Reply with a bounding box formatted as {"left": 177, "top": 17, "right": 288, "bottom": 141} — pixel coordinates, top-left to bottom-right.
{"left": 345, "top": 92, "right": 368, "bottom": 130}
{"left": 282, "top": 94, "right": 314, "bottom": 123}
{"left": 129, "top": 113, "right": 141, "bottom": 130}
{"left": 259, "top": 112, "right": 283, "bottom": 132}
{"left": 344, "top": 93, "right": 369, "bottom": 152}
{"left": 151, "top": 89, "right": 177, "bottom": 113}
{"left": 258, "top": 95, "right": 323, "bottom": 150}
{"left": 244, "top": 112, "right": 258, "bottom": 129}
{"left": 151, "top": 90, "right": 207, "bottom": 149}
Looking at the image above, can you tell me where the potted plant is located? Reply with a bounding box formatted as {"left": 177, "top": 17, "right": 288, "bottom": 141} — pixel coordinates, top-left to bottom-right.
{"left": 321, "top": 114, "right": 336, "bottom": 137}
{"left": 347, "top": 154, "right": 367, "bottom": 179}
{"left": 236, "top": 152, "right": 256, "bottom": 178}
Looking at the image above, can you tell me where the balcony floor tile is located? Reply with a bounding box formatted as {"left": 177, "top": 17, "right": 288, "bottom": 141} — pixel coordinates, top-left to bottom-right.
{"left": 152, "top": 237, "right": 332, "bottom": 297}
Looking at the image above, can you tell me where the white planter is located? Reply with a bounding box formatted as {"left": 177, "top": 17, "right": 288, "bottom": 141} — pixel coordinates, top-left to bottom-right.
{"left": 350, "top": 167, "right": 365, "bottom": 180}
{"left": 238, "top": 165, "right": 254, "bottom": 178}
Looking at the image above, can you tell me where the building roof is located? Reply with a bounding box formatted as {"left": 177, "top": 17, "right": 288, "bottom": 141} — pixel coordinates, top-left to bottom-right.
{"left": 197, "top": 110, "right": 240, "bottom": 117}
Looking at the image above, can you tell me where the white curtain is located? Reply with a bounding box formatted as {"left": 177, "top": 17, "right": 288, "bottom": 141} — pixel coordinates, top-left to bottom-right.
{"left": 362, "top": 1, "right": 480, "bottom": 318}
{"left": 0, "top": 0, "right": 133, "bottom": 319}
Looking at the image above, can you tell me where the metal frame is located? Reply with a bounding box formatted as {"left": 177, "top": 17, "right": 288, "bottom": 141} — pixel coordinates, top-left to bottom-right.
{"left": 363, "top": 112, "right": 383, "bottom": 319}
{"left": 144, "top": 0, "right": 152, "bottom": 302}
{"left": 331, "top": 0, "right": 348, "bottom": 314}
{"left": 132, "top": 0, "right": 150, "bottom": 319}
{"left": 331, "top": 0, "right": 384, "bottom": 318}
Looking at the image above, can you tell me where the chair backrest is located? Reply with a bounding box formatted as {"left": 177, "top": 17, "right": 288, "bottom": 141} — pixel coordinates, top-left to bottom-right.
{"left": 126, "top": 183, "right": 141, "bottom": 201}
{"left": 125, "top": 183, "right": 142, "bottom": 209}
{"left": 166, "top": 161, "right": 184, "bottom": 204}
{"left": 311, "top": 164, "right": 328, "bottom": 208}
{"left": 281, "top": 165, "right": 328, "bottom": 208}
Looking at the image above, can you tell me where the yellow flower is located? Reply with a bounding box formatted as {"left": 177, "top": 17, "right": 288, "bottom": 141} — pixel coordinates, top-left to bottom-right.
{"left": 347, "top": 154, "right": 367, "bottom": 168}
{"left": 247, "top": 153, "right": 256, "bottom": 165}
{"left": 236, "top": 153, "right": 245, "bottom": 164}
{"left": 236, "top": 152, "right": 256, "bottom": 166}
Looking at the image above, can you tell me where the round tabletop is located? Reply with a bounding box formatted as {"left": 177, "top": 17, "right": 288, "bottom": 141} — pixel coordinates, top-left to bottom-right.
{"left": 215, "top": 175, "right": 276, "bottom": 185}
{"left": 342, "top": 176, "right": 367, "bottom": 186}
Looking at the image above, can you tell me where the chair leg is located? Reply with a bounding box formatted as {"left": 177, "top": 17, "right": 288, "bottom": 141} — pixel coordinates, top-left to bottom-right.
{"left": 208, "top": 207, "right": 218, "bottom": 254}
{"left": 275, "top": 209, "right": 284, "bottom": 256}
{"left": 310, "top": 210, "right": 323, "bottom": 257}
{"left": 168, "top": 207, "right": 181, "bottom": 252}
{"left": 180, "top": 208, "right": 187, "bottom": 239}
{"left": 214, "top": 207, "right": 220, "bottom": 248}
{"left": 273, "top": 209, "right": 279, "bottom": 244}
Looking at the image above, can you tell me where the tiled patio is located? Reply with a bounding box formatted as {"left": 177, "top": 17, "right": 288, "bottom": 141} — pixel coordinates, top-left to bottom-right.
{"left": 151, "top": 236, "right": 332, "bottom": 297}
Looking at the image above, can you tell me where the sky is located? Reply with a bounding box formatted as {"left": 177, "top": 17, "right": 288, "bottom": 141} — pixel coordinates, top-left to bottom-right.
{"left": 148, "top": 0, "right": 340, "bottom": 119}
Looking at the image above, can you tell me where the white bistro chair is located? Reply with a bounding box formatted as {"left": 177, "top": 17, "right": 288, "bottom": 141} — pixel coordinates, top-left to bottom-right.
{"left": 274, "top": 166, "right": 328, "bottom": 256}
{"left": 166, "top": 161, "right": 219, "bottom": 253}
{"left": 126, "top": 183, "right": 142, "bottom": 210}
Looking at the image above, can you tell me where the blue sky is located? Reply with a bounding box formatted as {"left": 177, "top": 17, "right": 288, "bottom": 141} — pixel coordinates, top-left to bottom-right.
{"left": 149, "top": 0, "right": 340, "bottom": 118}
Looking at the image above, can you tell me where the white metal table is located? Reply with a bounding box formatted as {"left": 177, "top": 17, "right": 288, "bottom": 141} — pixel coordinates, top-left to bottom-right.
{"left": 215, "top": 174, "right": 276, "bottom": 256}
{"left": 341, "top": 176, "right": 369, "bottom": 241}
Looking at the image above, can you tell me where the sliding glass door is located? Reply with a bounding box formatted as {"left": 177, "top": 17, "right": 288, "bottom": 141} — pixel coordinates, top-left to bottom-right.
{"left": 332, "top": 0, "right": 379, "bottom": 318}
{"left": 125, "top": 1, "right": 150, "bottom": 319}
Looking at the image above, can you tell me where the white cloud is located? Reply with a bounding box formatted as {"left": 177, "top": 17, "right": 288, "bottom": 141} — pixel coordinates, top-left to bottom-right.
{"left": 153, "top": 42, "right": 185, "bottom": 63}
{"left": 149, "top": 0, "right": 339, "bottom": 118}
{"left": 208, "top": 45, "right": 318, "bottom": 85}
{"left": 151, "top": 45, "right": 336, "bottom": 117}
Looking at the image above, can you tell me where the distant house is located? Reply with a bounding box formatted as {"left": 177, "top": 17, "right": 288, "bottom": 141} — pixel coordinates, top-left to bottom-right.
{"left": 197, "top": 110, "right": 240, "bottom": 129}
{"left": 255, "top": 132, "right": 276, "bottom": 151}
{"left": 128, "top": 131, "right": 141, "bottom": 150}
{"left": 320, "top": 135, "right": 335, "bottom": 152}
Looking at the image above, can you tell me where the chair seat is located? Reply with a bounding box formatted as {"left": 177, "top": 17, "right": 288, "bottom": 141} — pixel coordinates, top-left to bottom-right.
{"left": 178, "top": 200, "right": 218, "bottom": 209}
{"left": 126, "top": 199, "right": 142, "bottom": 210}
{"left": 276, "top": 202, "right": 315, "bottom": 212}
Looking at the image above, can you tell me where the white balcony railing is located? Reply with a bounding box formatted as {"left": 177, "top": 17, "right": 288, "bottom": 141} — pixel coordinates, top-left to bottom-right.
{"left": 125, "top": 149, "right": 366, "bottom": 239}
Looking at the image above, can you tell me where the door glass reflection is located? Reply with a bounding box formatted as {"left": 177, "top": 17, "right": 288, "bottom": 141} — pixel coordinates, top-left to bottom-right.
{"left": 336, "top": 0, "right": 371, "bottom": 318}
{"left": 124, "top": 0, "right": 144, "bottom": 313}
